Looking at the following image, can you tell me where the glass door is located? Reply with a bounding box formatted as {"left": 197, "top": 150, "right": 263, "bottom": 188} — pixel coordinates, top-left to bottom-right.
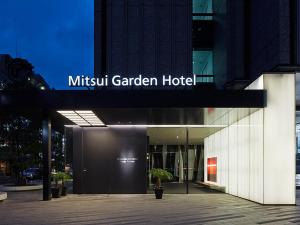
{"left": 147, "top": 128, "right": 187, "bottom": 194}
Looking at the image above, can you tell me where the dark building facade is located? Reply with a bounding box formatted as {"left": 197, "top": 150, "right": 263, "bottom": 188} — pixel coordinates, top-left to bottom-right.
{"left": 216, "top": 0, "right": 300, "bottom": 88}
{"left": 62, "top": 0, "right": 298, "bottom": 202}
{"left": 95, "top": 0, "right": 193, "bottom": 86}
{"left": 95, "top": 0, "right": 300, "bottom": 89}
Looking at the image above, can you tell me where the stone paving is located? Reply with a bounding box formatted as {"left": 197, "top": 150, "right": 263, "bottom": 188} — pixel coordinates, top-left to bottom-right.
{"left": 1, "top": 191, "right": 300, "bottom": 225}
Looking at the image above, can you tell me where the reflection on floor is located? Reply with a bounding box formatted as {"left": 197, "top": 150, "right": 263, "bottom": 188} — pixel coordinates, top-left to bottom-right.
{"left": 147, "top": 181, "right": 223, "bottom": 194}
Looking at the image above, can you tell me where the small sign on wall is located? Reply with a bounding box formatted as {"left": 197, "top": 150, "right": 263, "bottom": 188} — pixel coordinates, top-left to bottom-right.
{"left": 117, "top": 157, "right": 138, "bottom": 163}
{"left": 207, "top": 157, "right": 217, "bottom": 182}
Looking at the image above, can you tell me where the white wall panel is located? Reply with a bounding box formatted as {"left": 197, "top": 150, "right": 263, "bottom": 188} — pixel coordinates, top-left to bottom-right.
{"left": 214, "top": 131, "right": 221, "bottom": 185}
{"left": 237, "top": 116, "right": 250, "bottom": 199}
{"left": 249, "top": 109, "right": 264, "bottom": 203}
{"left": 203, "top": 73, "right": 295, "bottom": 204}
{"left": 204, "top": 138, "right": 208, "bottom": 183}
{"left": 220, "top": 128, "right": 229, "bottom": 191}
{"left": 238, "top": 108, "right": 250, "bottom": 121}
{"left": 228, "top": 122, "right": 238, "bottom": 195}
{"left": 263, "top": 74, "right": 296, "bottom": 204}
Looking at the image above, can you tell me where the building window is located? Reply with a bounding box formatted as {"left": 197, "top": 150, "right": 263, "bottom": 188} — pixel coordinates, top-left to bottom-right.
{"left": 193, "top": 51, "right": 213, "bottom": 83}
{"left": 192, "top": 1, "right": 214, "bottom": 84}
{"left": 193, "top": 0, "right": 213, "bottom": 20}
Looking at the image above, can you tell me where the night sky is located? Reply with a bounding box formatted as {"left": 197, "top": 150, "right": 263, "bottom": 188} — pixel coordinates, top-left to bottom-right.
{"left": 0, "top": 0, "right": 93, "bottom": 89}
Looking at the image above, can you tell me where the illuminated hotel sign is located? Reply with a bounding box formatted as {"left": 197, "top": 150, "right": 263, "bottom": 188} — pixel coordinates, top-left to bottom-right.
{"left": 68, "top": 74, "right": 196, "bottom": 87}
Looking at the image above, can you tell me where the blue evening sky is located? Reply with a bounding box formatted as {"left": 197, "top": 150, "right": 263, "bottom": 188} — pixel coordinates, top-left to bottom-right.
{"left": 0, "top": 0, "right": 93, "bottom": 89}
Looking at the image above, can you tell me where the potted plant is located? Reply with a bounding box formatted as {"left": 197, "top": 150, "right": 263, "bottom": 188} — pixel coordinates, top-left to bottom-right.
{"left": 59, "top": 172, "right": 71, "bottom": 196}
{"left": 51, "top": 172, "right": 61, "bottom": 198}
{"left": 149, "top": 168, "right": 173, "bottom": 199}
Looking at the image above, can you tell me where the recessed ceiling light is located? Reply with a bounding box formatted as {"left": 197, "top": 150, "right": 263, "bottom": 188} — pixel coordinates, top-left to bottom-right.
{"left": 57, "top": 110, "right": 75, "bottom": 114}
{"left": 75, "top": 110, "right": 94, "bottom": 114}
{"left": 57, "top": 110, "right": 105, "bottom": 127}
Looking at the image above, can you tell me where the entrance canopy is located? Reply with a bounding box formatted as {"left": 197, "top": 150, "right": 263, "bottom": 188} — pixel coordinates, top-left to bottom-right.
{"left": 0, "top": 89, "right": 266, "bottom": 128}
{"left": 0, "top": 89, "right": 266, "bottom": 109}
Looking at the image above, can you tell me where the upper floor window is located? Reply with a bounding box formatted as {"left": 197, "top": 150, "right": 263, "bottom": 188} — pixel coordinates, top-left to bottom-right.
{"left": 193, "top": 51, "right": 213, "bottom": 83}
{"left": 193, "top": 0, "right": 213, "bottom": 20}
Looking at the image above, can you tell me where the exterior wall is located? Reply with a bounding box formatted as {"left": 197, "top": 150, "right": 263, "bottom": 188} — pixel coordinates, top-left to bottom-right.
{"left": 226, "top": 0, "right": 246, "bottom": 81}
{"left": 249, "top": 0, "right": 291, "bottom": 80}
{"left": 95, "top": 0, "right": 192, "bottom": 84}
{"left": 204, "top": 73, "right": 296, "bottom": 204}
{"left": 95, "top": 0, "right": 296, "bottom": 89}
{"left": 213, "top": 0, "right": 294, "bottom": 88}
{"left": 263, "top": 74, "right": 295, "bottom": 204}
{"left": 204, "top": 109, "right": 264, "bottom": 203}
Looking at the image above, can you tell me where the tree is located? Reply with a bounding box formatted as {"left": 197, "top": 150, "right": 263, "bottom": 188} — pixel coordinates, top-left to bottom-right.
{"left": 0, "top": 115, "right": 42, "bottom": 184}
{"left": 52, "top": 131, "right": 64, "bottom": 172}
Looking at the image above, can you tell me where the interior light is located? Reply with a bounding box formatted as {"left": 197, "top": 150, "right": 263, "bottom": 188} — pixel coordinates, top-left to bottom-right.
{"left": 75, "top": 110, "right": 94, "bottom": 114}
{"left": 57, "top": 111, "right": 75, "bottom": 114}
{"left": 83, "top": 117, "right": 100, "bottom": 120}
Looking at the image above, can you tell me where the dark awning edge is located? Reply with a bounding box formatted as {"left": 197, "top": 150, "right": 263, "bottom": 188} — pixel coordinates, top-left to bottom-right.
{"left": 0, "top": 89, "right": 266, "bottom": 110}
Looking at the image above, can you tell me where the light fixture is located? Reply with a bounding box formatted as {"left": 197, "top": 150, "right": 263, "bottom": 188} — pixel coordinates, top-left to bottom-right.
{"left": 57, "top": 110, "right": 105, "bottom": 127}
{"left": 75, "top": 110, "right": 105, "bottom": 126}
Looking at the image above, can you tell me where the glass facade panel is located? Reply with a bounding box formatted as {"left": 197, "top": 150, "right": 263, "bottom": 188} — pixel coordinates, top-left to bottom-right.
{"left": 147, "top": 143, "right": 187, "bottom": 194}
{"left": 193, "top": 0, "right": 213, "bottom": 20}
{"left": 193, "top": 51, "right": 213, "bottom": 83}
{"left": 193, "top": 15, "right": 213, "bottom": 21}
{"left": 192, "top": 1, "right": 214, "bottom": 83}
{"left": 193, "top": 0, "right": 212, "bottom": 13}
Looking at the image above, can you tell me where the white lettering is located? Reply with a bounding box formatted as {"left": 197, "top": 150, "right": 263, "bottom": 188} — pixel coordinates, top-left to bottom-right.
{"left": 68, "top": 75, "right": 196, "bottom": 87}
{"left": 112, "top": 75, "right": 121, "bottom": 86}
{"left": 162, "top": 75, "right": 195, "bottom": 86}
{"left": 112, "top": 75, "right": 158, "bottom": 86}
{"left": 185, "top": 77, "right": 193, "bottom": 85}
{"left": 149, "top": 78, "right": 158, "bottom": 86}
{"left": 163, "top": 75, "right": 171, "bottom": 86}
{"left": 68, "top": 76, "right": 81, "bottom": 86}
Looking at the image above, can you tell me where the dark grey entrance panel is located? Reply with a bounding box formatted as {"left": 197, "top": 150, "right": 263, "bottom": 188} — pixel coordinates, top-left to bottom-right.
{"left": 73, "top": 127, "right": 147, "bottom": 194}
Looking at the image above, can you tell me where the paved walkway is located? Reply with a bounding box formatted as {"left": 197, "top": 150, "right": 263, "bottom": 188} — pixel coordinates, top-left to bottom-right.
{"left": 1, "top": 191, "right": 300, "bottom": 225}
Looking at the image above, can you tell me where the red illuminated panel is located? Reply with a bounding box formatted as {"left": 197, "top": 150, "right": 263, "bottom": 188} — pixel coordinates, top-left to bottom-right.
{"left": 207, "top": 157, "right": 217, "bottom": 182}
{"left": 207, "top": 108, "right": 215, "bottom": 114}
